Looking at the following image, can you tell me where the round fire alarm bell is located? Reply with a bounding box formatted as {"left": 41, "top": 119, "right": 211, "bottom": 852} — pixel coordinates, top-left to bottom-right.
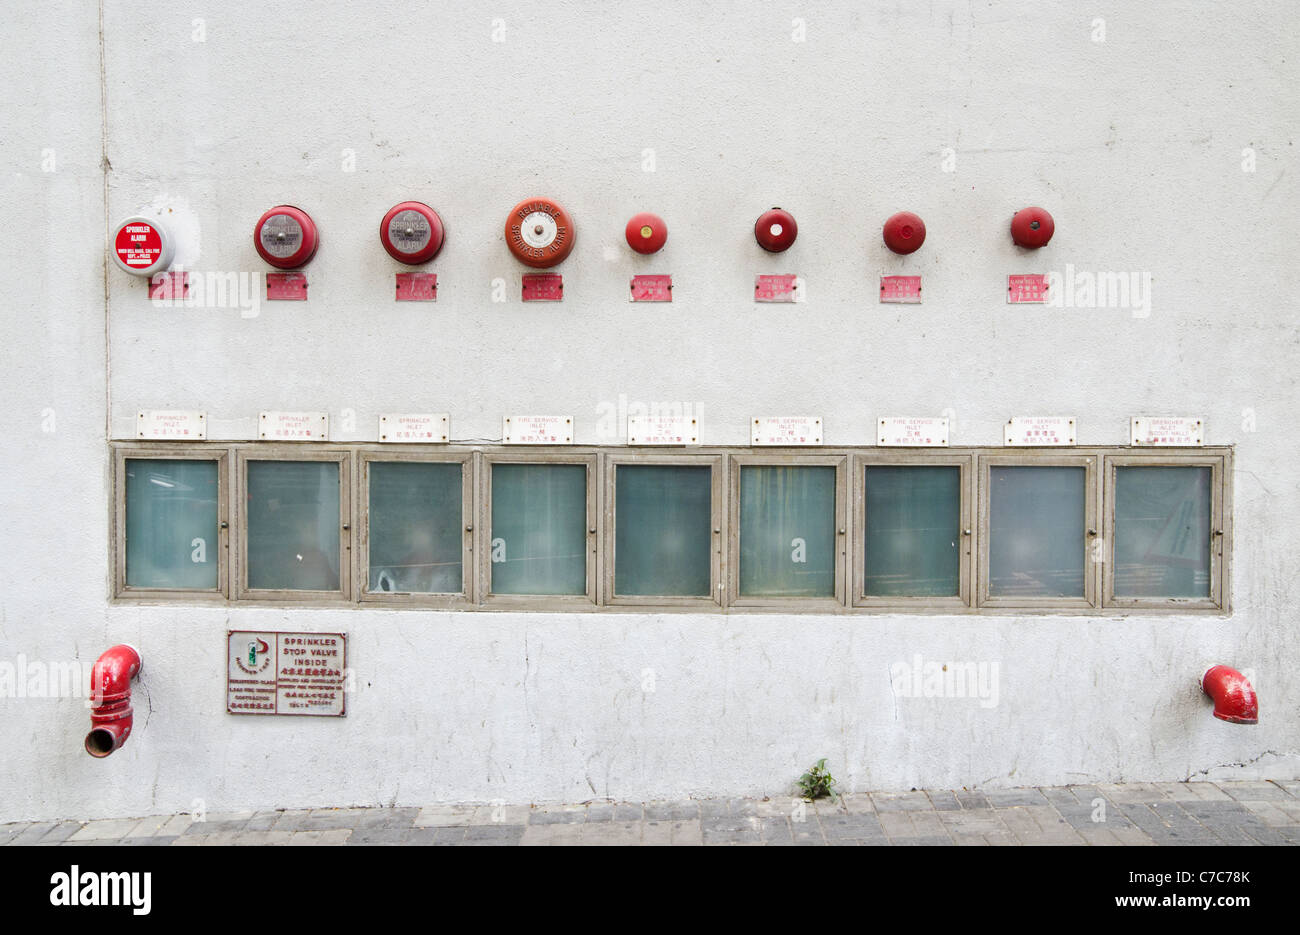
{"left": 380, "top": 202, "right": 445, "bottom": 265}
{"left": 110, "top": 216, "right": 175, "bottom": 277}
{"left": 754, "top": 207, "right": 797, "bottom": 252}
{"left": 1010, "top": 206, "right": 1054, "bottom": 248}
{"left": 883, "top": 211, "right": 926, "bottom": 255}
{"left": 254, "top": 205, "right": 320, "bottom": 269}
{"left": 625, "top": 212, "right": 667, "bottom": 255}
{"left": 505, "top": 198, "right": 575, "bottom": 268}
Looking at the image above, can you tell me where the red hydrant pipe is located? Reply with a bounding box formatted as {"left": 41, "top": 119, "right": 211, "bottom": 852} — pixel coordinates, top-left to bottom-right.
{"left": 85, "top": 644, "right": 143, "bottom": 757}
{"left": 1201, "top": 665, "right": 1258, "bottom": 725}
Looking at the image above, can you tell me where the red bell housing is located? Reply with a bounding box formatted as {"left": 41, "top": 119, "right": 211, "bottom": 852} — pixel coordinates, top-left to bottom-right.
{"left": 883, "top": 211, "right": 926, "bottom": 254}
{"left": 1011, "top": 206, "right": 1054, "bottom": 248}
{"left": 625, "top": 212, "right": 667, "bottom": 254}
{"left": 380, "top": 201, "right": 445, "bottom": 264}
{"left": 754, "top": 207, "right": 797, "bottom": 252}
{"left": 254, "top": 205, "right": 320, "bottom": 269}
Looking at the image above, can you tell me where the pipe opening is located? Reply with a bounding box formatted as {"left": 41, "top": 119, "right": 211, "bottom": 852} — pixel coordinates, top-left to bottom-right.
{"left": 85, "top": 729, "right": 116, "bottom": 758}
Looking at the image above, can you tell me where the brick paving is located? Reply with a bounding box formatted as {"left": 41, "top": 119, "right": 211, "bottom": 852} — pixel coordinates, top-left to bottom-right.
{"left": 5, "top": 781, "right": 1298, "bottom": 846}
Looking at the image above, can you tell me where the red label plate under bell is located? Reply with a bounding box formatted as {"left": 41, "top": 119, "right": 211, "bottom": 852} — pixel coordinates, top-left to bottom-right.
{"left": 266, "top": 272, "right": 308, "bottom": 301}
{"left": 880, "top": 275, "right": 921, "bottom": 304}
{"left": 755, "top": 274, "right": 798, "bottom": 302}
{"left": 148, "top": 271, "right": 189, "bottom": 301}
{"left": 522, "top": 273, "right": 563, "bottom": 301}
{"left": 395, "top": 272, "right": 437, "bottom": 302}
{"left": 630, "top": 274, "right": 672, "bottom": 302}
{"left": 1007, "top": 274, "right": 1049, "bottom": 304}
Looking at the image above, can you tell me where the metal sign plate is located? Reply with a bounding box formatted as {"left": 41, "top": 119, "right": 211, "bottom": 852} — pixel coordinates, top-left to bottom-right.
{"left": 260, "top": 411, "right": 328, "bottom": 440}
{"left": 630, "top": 274, "right": 672, "bottom": 302}
{"left": 227, "top": 630, "right": 346, "bottom": 717}
{"left": 137, "top": 410, "right": 206, "bottom": 440}
{"left": 1007, "top": 274, "right": 1049, "bottom": 304}
{"left": 1131, "top": 416, "right": 1204, "bottom": 446}
{"left": 755, "top": 274, "right": 799, "bottom": 303}
{"left": 259, "top": 214, "right": 304, "bottom": 259}
{"left": 379, "top": 413, "right": 449, "bottom": 443}
{"left": 395, "top": 272, "right": 437, "bottom": 302}
{"left": 628, "top": 415, "right": 699, "bottom": 445}
{"left": 503, "top": 415, "right": 573, "bottom": 444}
{"left": 880, "top": 275, "right": 922, "bottom": 304}
{"left": 148, "top": 271, "right": 189, "bottom": 301}
{"left": 522, "top": 273, "right": 563, "bottom": 302}
{"left": 1005, "top": 416, "right": 1075, "bottom": 446}
{"left": 878, "top": 417, "right": 949, "bottom": 447}
{"left": 266, "top": 272, "right": 308, "bottom": 301}
{"left": 752, "top": 416, "right": 822, "bottom": 446}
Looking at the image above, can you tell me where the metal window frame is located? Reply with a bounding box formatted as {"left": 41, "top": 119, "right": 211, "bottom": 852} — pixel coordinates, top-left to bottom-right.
{"left": 109, "top": 442, "right": 1232, "bottom": 617}
{"left": 234, "top": 447, "right": 353, "bottom": 603}
{"left": 977, "top": 450, "right": 1102, "bottom": 612}
{"left": 852, "top": 451, "right": 975, "bottom": 612}
{"left": 357, "top": 448, "right": 475, "bottom": 608}
{"left": 477, "top": 448, "right": 599, "bottom": 609}
{"left": 1102, "top": 449, "right": 1231, "bottom": 612}
{"left": 113, "top": 445, "right": 230, "bottom": 600}
{"left": 727, "top": 452, "right": 848, "bottom": 610}
{"left": 603, "top": 450, "right": 725, "bottom": 608}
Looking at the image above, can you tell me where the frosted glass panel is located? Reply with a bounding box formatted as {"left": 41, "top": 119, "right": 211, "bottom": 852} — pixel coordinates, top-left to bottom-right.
{"left": 368, "top": 461, "right": 463, "bottom": 594}
{"left": 989, "top": 466, "right": 1085, "bottom": 597}
{"left": 125, "top": 459, "right": 219, "bottom": 589}
{"left": 246, "top": 461, "right": 340, "bottom": 591}
{"left": 615, "top": 465, "right": 711, "bottom": 596}
{"left": 864, "top": 466, "right": 961, "bottom": 597}
{"left": 491, "top": 463, "right": 586, "bottom": 595}
{"left": 1114, "top": 466, "right": 1211, "bottom": 598}
{"left": 739, "top": 465, "right": 835, "bottom": 597}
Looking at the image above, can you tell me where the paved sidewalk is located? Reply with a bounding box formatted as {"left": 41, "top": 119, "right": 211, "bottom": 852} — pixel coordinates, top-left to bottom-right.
{"left": 5, "top": 781, "right": 1299, "bottom": 846}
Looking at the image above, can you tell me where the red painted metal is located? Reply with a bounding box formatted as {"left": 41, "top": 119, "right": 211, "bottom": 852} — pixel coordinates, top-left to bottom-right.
{"left": 882, "top": 211, "right": 926, "bottom": 254}
{"left": 522, "top": 273, "right": 564, "bottom": 301}
{"left": 505, "top": 198, "right": 575, "bottom": 268}
{"left": 380, "top": 201, "right": 445, "bottom": 264}
{"left": 265, "top": 272, "right": 309, "bottom": 301}
{"left": 395, "top": 272, "right": 437, "bottom": 301}
{"left": 254, "top": 205, "right": 320, "bottom": 269}
{"left": 630, "top": 274, "right": 672, "bottom": 302}
{"left": 1202, "top": 666, "right": 1258, "bottom": 724}
{"left": 85, "top": 644, "right": 143, "bottom": 758}
{"left": 755, "top": 273, "right": 798, "bottom": 302}
{"left": 754, "top": 207, "right": 797, "bottom": 252}
{"left": 1010, "top": 206, "right": 1054, "bottom": 248}
{"left": 625, "top": 212, "right": 668, "bottom": 254}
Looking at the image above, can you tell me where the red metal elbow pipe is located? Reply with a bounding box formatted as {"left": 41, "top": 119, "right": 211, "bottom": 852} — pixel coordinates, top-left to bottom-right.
{"left": 85, "top": 644, "right": 143, "bottom": 757}
{"left": 1201, "top": 665, "right": 1258, "bottom": 725}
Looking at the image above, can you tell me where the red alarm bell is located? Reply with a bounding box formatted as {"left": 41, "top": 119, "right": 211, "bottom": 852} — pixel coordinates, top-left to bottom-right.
{"left": 380, "top": 202, "right": 445, "bottom": 264}
{"left": 505, "top": 198, "right": 575, "bottom": 268}
{"left": 254, "top": 205, "right": 319, "bottom": 269}
{"left": 883, "top": 212, "right": 926, "bottom": 255}
{"left": 1011, "top": 206, "right": 1054, "bottom": 248}
{"left": 110, "top": 216, "right": 175, "bottom": 277}
{"left": 625, "top": 212, "right": 667, "bottom": 254}
{"left": 754, "top": 207, "right": 797, "bottom": 252}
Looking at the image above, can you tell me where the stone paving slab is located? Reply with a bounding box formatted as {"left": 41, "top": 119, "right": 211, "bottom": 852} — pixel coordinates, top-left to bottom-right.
{"left": 4, "top": 781, "right": 1297, "bottom": 846}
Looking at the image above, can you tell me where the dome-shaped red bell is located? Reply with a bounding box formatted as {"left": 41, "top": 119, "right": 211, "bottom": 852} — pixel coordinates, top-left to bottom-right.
{"left": 1010, "top": 206, "right": 1054, "bottom": 248}
{"left": 883, "top": 212, "right": 926, "bottom": 254}
{"left": 754, "top": 207, "right": 797, "bottom": 252}
{"left": 625, "top": 212, "right": 667, "bottom": 254}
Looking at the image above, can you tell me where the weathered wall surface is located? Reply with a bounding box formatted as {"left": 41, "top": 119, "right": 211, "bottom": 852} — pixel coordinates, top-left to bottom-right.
{"left": 1, "top": 1, "right": 1296, "bottom": 819}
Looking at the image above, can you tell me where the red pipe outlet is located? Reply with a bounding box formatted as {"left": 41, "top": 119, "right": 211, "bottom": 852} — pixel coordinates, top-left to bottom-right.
{"left": 85, "top": 644, "right": 143, "bottom": 757}
{"left": 1201, "top": 665, "right": 1258, "bottom": 725}
{"left": 754, "top": 207, "right": 797, "bottom": 252}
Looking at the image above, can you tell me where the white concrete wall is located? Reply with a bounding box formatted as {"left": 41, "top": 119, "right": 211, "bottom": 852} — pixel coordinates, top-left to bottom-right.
{"left": 1, "top": 0, "right": 1297, "bottom": 820}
